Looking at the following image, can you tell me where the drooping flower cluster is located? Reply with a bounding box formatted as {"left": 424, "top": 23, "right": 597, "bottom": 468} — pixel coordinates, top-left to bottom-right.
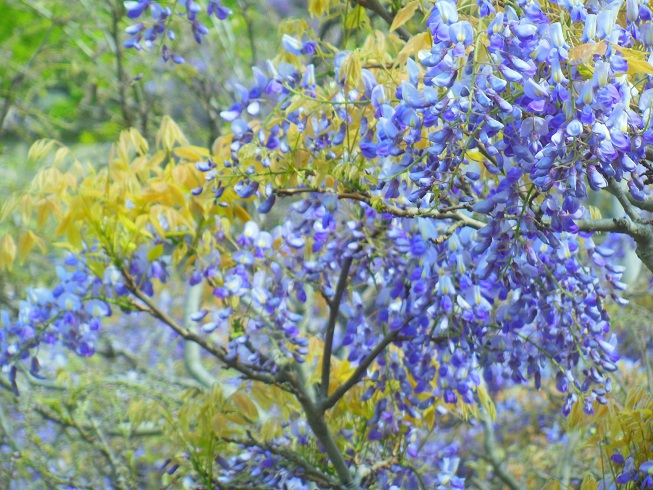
{"left": 0, "top": 255, "right": 110, "bottom": 393}
{"left": 177, "top": 0, "right": 653, "bottom": 417}
{"left": 0, "top": 240, "right": 176, "bottom": 393}
{"left": 153, "top": 11, "right": 642, "bottom": 477}
{"left": 123, "top": 0, "right": 231, "bottom": 62}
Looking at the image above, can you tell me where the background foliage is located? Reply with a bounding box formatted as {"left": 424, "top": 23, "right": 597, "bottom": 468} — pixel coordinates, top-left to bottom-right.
{"left": 1, "top": 0, "right": 653, "bottom": 489}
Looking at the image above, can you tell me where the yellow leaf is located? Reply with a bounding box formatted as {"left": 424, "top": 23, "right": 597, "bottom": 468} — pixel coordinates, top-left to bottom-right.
{"left": 541, "top": 480, "right": 561, "bottom": 490}
{"left": 145, "top": 151, "right": 167, "bottom": 171}
{"left": 390, "top": 1, "right": 418, "bottom": 32}
{"left": 233, "top": 205, "right": 252, "bottom": 223}
{"left": 613, "top": 44, "right": 649, "bottom": 61}
{"left": 626, "top": 57, "right": 653, "bottom": 75}
{"left": 250, "top": 383, "right": 275, "bottom": 410}
{"left": 171, "top": 241, "right": 188, "bottom": 265}
{"left": 466, "top": 149, "right": 485, "bottom": 163}
{"left": 568, "top": 400, "right": 586, "bottom": 430}
{"left": 211, "top": 413, "right": 227, "bottom": 437}
{"left": 231, "top": 393, "right": 258, "bottom": 420}
{"left": 12, "top": 195, "right": 29, "bottom": 226}
{"left": 577, "top": 64, "right": 594, "bottom": 80}
{"left": 588, "top": 205, "right": 602, "bottom": 220}
{"left": 17, "top": 232, "right": 38, "bottom": 263}
{"left": 610, "top": 45, "right": 653, "bottom": 75}
{"left": 127, "top": 400, "right": 145, "bottom": 426}
{"left": 51, "top": 241, "right": 78, "bottom": 252}
{"left": 54, "top": 212, "right": 72, "bottom": 237}
{"left": 147, "top": 243, "right": 165, "bottom": 261}
{"left": 31, "top": 167, "right": 64, "bottom": 194}
{"left": 340, "top": 50, "right": 363, "bottom": 88}
{"left": 0, "top": 235, "right": 16, "bottom": 270}
{"left": 569, "top": 42, "right": 607, "bottom": 64}
{"left": 67, "top": 223, "right": 83, "bottom": 250}
{"left": 397, "top": 32, "right": 432, "bottom": 65}
{"left": 308, "top": 0, "right": 330, "bottom": 17}
{"left": 581, "top": 473, "right": 599, "bottom": 490}
{"left": 261, "top": 418, "right": 282, "bottom": 439}
{"left": 344, "top": 5, "right": 368, "bottom": 29}
{"left": 53, "top": 147, "right": 70, "bottom": 166}
{"left": 118, "top": 131, "right": 132, "bottom": 164}
{"left": 172, "top": 163, "right": 202, "bottom": 191}
{"left": 129, "top": 128, "right": 149, "bottom": 155}
{"left": 224, "top": 412, "right": 249, "bottom": 425}
{"left": 0, "top": 195, "right": 17, "bottom": 223}
{"left": 157, "top": 116, "right": 188, "bottom": 151}
{"left": 173, "top": 147, "right": 204, "bottom": 162}
{"left": 285, "top": 96, "right": 306, "bottom": 115}
{"left": 477, "top": 385, "right": 497, "bottom": 422}
{"left": 27, "top": 139, "right": 56, "bottom": 161}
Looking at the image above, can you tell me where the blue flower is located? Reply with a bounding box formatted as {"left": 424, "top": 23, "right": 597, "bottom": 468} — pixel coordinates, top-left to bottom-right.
{"left": 282, "top": 34, "right": 305, "bottom": 56}
{"left": 449, "top": 21, "right": 474, "bottom": 46}
{"left": 208, "top": 0, "right": 231, "bottom": 19}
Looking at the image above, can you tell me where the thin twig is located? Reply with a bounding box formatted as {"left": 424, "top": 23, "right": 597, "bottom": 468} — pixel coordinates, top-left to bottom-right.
{"left": 108, "top": 0, "right": 133, "bottom": 127}
{"left": 224, "top": 435, "right": 346, "bottom": 489}
{"left": 275, "top": 188, "right": 486, "bottom": 229}
{"left": 121, "top": 269, "right": 297, "bottom": 394}
{"left": 296, "top": 387, "right": 359, "bottom": 489}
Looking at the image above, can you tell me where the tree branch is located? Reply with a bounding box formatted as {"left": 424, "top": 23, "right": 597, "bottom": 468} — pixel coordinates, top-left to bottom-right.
{"left": 572, "top": 204, "right": 653, "bottom": 274}
{"left": 480, "top": 408, "right": 525, "bottom": 490}
{"left": 299, "top": 393, "right": 359, "bottom": 489}
{"left": 275, "top": 188, "right": 486, "bottom": 229}
{"left": 0, "top": 22, "right": 53, "bottom": 138}
{"left": 626, "top": 193, "right": 653, "bottom": 212}
{"left": 0, "top": 401, "right": 17, "bottom": 452}
{"left": 355, "top": 0, "right": 412, "bottom": 42}
{"left": 95, "top": 341, "right": 203, "bottom": 389}
{"left": 522, "top": 184, "right": 653, "bottom": 274}
{"left": 108, "top": 0, "right": 133, "bottom": 128}
{"left": 606, "top": 178, "right": 640, "bottom": 222}
{"left": 321, "top": 256, "right": 353, "bottom": 399}
{"left": 319, "top": 328, "right": 402, "bottom": 413}
{"left": 575, "top": 216, "right": 642, "bottom": 235}
{"left": 121, "top": 269, "right": 296, "bottom": 394}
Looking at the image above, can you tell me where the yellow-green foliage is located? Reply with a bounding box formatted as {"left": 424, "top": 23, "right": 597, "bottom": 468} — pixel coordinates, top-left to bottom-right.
{"left": 589, "top": 387, "right": 653, "bottom": 477}
{"left": 0, "top": 117, "right": 256, "bottom": 273}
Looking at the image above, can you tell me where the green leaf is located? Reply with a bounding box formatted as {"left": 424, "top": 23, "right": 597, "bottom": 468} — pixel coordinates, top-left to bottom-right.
{"left": 147, "top": 243, "right": 165, "bottom": 261}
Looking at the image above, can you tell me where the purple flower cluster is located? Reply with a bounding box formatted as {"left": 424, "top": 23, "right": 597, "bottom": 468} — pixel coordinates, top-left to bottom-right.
{"left": 192, "top": 220, "right": 312, "bottom": 367}
{"left": 609, "top": 454, "right": 653, "bottom": 489}
{"left": 123, "top": 0, "right": 231, "bottom": 62}
{"left": 0, "top": 240, "right": 174, "bottom": 394}
{"left": 182, "top": 0, "right": 653, "bottom": 419}
{"left": 0, "top": 255, "right": 111, "bottom": 393}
